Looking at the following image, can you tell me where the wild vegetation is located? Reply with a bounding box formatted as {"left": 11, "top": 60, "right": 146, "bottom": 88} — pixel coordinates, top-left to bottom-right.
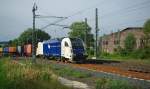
{"left": 95, "top": 78, "right": 138, "bottom": 89}
{"left": 0, "top": 58, "right": 72, "bottom": 89}
{"left": 50, "top": 65, "right": 91, "bottom": 78}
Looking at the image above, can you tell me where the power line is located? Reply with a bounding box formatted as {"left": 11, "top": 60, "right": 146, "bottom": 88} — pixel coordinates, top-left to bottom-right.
{"left": 40, "top": 18, "right": 68, "bottom": 30}
{"left": 88, "top": 2, "right": 150, "bottom": 23}
{"left": 66, "top": 0, "right": 106, "bottom": 18}
{"left": 89, "top": 1, "right": 149, "bottom": 21}
{"left": 101, "top": 1, "right": 150, "bottom": 19}
{"left": 36, "top": 15, "right": 67, "bottom": 19}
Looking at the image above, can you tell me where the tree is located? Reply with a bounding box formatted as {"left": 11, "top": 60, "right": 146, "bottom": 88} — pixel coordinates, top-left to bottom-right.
{"left": 68, "top": 22, "right": 94, "bottom": 47}
{"left": 10, "top": 28, "right": 51, "bottom": 46}
{"left": 9, "top": 39, "right": 19, "bottom": 46}
{"left": 144, "top": 19, "right": 150, "bottom": 37}
{"left": 124, "top": 33, "right": 136, "bottom": 52}
{"left": 143, "top": 19, "right": 150, "bottom": 47}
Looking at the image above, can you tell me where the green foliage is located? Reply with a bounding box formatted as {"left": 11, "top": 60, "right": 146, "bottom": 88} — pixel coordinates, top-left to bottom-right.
{"left": 144, "top": 19, "right": 150, "bottom": 37}
{"left": 124, "top": 33, "right": 136, "bottom": 52}
{"left": 131, "top": 47, "right": 150, "bottom": 59}
{"left": 9, "top": 28, "right": 51, "bottom": 46}
{"left": 69, "top": 22, "right": 94, "bottom": 47}
{"left": 95, "top": 78, "right": 138, "bottom": 89}
{"left": 115, "top": 46, "right": 128, "bottom": 56}
{"left": 101, "top": 46, "right": 150, "bottom": 60}
{"left": 87, "top": 47, "right": 95, "bottom": 58}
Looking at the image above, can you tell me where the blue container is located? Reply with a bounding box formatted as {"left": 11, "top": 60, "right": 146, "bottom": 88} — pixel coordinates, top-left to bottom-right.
{"left": 43, "top": 39, "right": 61, "bottom": 58}
{"left": 3, "top": 47, "right": 9, "bottom": 53}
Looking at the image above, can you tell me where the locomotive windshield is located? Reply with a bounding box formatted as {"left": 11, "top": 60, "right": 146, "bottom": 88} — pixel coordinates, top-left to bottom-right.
{"left": 70, "top": 38, "right": 84, "bottom": 48}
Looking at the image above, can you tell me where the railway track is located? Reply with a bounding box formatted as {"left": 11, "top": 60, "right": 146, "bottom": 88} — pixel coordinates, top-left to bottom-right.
{"left": 46, "top": 59, "right": 150, "bottom": 89}
{"left": 50, "top": 59, "right": 150, "bottom": 81}
{"left": 15, "top": 58, "right": 150, "bottom": 89}
{"left": 16, "top": 57, "right": 150, "bottom": 81}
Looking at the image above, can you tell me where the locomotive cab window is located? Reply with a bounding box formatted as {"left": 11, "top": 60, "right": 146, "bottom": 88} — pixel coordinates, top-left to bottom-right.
{"left": 65, "top": 42, "right": 69, "bottom": 47}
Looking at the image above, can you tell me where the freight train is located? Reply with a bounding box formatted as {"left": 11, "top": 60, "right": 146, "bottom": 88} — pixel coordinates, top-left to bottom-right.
{"left": 0, "top": 37, "right": 87, "bottom": 62}
{"left": 0, "top": 44, "right": 31, "bottom": 57}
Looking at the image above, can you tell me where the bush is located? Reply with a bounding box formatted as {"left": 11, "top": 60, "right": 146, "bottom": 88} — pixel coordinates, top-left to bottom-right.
{"left": 132, "top": 47, "right": 150, "bottom": 59}
{"left": 116, "top": 46, "right": 128, "bottom": 56}
{"left": 124, "top": 33, "right": 136, "bottom": 52}
{"left": 87, "top": 48, "right": 94, "bottom": 57}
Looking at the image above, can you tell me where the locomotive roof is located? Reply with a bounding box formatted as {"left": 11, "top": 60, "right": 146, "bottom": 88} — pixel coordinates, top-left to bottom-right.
{"left": 44, "top": 38, "right": 61, "bottom": 43}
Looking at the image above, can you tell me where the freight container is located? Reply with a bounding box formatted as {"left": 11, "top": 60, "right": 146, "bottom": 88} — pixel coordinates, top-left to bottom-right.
{"left": 0, "top": 48, "right": 3, "bottom": 53}
{"left": 9, "top": 47, "right": 16, "bottom": 53}
{"left": 3, "top": 47, "right": 9, "bottom": 56}
{"left": 3, "top": 47, "right": 9, "bottom": 53}
{"left": 24, "top": 44, "right": 32, "bottom": 56}
{"left": 17, "top": 46, "right": 21, "bottom": 54}
{"left": 17, "top": 46, "right": 23, "bottom": 56}
{"left": 36, "top": 42, "right": 44, "bottom": 56}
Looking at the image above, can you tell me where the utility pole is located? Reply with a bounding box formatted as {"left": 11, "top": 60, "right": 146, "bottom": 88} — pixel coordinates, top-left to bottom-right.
{"left": 32, "top": 3, "right": 37, "bottom": 63}
{"left": 84, "top": 18, "right": 87, "bottom": 49}
{"left": 95, "top": 8, "right": 99, "bottom": 59}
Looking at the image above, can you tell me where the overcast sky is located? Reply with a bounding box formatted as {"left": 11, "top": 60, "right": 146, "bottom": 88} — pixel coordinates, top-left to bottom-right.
{"left": 0, "top": 0, "right": 150, "bottom": 41}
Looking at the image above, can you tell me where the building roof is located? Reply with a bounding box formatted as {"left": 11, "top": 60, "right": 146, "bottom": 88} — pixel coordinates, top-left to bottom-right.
{"left": 121, "top": 27, "right": 143, "bottom": 32}
{"left": 101, "top": 27, "right": 143, "bottom": 38}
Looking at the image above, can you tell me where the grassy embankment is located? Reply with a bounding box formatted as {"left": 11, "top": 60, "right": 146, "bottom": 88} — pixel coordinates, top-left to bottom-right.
{"left": 0, "top": 57, "right": 140, "bottom": 89}
{"left": 0, "top": 57, "right": 72, "bottom": 89}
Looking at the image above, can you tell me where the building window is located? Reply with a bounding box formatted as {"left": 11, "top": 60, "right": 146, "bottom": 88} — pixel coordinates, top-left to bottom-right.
{"left": 103, "top": 41, "right": 108, "bottom": 45}
{"left": 114, "top": 40, "right": 119, "bottom": 45}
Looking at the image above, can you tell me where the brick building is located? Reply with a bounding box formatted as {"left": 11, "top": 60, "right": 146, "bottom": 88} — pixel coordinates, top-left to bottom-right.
{"left": 100, "top": 27, "right": 145, "bottom": 53}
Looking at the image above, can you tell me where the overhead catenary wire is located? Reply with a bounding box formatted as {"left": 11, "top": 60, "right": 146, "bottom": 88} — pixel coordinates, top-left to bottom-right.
{"left": 88, "top": 0, "right": 150, "bottom": 22}
{"left": 36, "top": 0, "right": 150, "bottom": 34}
{"left": 36, "top": 0, "right": 107, "bottom": 30}
{"left": 40, "top": 18, "right": 68, "bottom": 30}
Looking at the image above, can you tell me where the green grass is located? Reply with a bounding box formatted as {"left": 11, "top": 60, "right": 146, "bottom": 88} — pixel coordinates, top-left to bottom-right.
{"left": 100, "top": 52, "right": 150, "bottom": 64}
{"left": 50, "top": 65, "right": 91, "bottom": 78}
{"left": 0, "top": 57, "right": 72, "bottom": 89}
{"left": 95, "top": 78, "right": 140, "bottom": 89}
